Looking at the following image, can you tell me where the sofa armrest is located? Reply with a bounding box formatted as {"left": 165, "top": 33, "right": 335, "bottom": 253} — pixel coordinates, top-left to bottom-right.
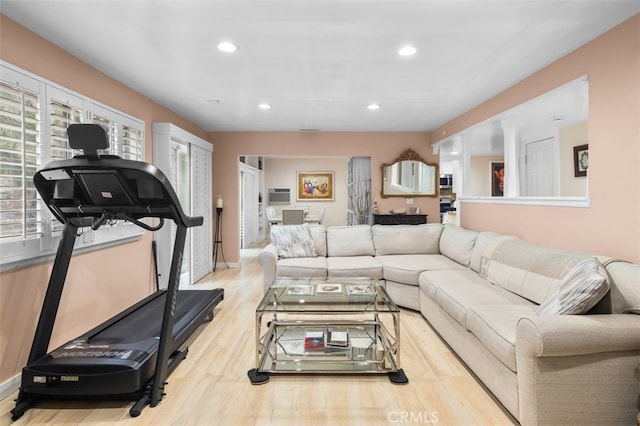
{"left": 257, "top": 244, "right": 279, "bottom": 293}
{"left": 516, "top": 314, "right": 640, "bottom": 426}
{"left": 517, "top": 314, "right": 640, "bottom": 357}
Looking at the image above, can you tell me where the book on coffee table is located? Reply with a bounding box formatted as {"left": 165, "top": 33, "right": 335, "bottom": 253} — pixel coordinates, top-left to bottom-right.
{"left": 304, "top": 330, "right": 325, "bottom": 351}
{"left": 325, "top": 329, "right": 350, "bottom": 352}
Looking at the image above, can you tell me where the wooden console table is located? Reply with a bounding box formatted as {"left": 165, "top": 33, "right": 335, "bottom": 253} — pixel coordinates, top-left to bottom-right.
{"left": 373, "top": 214, "right": 427, "bottom": 225}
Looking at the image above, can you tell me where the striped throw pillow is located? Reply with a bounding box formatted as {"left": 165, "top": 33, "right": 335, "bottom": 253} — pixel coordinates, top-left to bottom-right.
{"left": 270, "top": 224, "right": 318, "bottom": 259}
{"left": 537, "top": 257, "right": 610, "bottom": 315}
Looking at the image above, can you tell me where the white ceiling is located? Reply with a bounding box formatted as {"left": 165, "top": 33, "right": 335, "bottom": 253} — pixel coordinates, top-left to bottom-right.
{"left": 1, "top": 1, "right": 638, "bottom": 132}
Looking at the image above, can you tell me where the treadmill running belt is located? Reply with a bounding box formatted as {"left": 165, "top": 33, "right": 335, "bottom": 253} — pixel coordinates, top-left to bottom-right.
{"left": 89, "top": 290, "right": 213, "bottom": 344}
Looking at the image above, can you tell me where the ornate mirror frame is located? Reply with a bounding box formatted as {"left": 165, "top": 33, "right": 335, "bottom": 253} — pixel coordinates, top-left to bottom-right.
{"left": 381, "top": 148, "right": 439, "bottom": 198}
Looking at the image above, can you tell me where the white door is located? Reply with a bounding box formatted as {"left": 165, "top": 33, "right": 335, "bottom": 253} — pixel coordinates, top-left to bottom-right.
{"left": 241, "top": 166, "right": 258, "bottom": 248}
{"left": 191, "top": 144, "right": 212, "bottom": 283}
{"left": 525, "top": 137, "right": 556, "bottom": 196}
{"left": 153, "top": 123, "right": 212, "bottom": 288}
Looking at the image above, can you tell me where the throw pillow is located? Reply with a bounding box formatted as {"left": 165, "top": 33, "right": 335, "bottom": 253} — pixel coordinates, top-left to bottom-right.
{"left": 537, "top": 257, "right": 610, "bottom": 315}
{"left": 270, "top": 224, "right": 318, "bottom": 259}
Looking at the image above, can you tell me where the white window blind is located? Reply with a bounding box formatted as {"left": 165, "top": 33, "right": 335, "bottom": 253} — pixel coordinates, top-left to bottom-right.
{"left": 48, "top": 88, "right": 84, "bottom": 233}
{"left": 1, "top": 63, "right": 146, "bottom": 269}
{"left": 0, "top": 80, "right": 42, "bottom": 242}
{"left": 122, "top": 125, "right": 143, "bottom": 161}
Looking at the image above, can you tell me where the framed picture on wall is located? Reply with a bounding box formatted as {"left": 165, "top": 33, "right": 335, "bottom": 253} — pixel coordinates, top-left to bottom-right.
{"left": 573, "top": 144, "right": 588, "bottom": 177}
{"left": 297, "top": 172, "right": 334, "bottom": 201}
{"left": 491, "top": 162, "right": 505, "bottom": 197}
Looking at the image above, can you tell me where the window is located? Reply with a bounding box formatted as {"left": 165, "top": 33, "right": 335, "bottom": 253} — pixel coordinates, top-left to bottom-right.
{"left": 0, "top": 63, "right": 145, "bottom": 269}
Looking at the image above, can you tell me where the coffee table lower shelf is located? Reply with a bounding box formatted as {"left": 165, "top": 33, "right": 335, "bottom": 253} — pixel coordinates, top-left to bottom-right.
{"left": 247, "top": 322, "right": 408, "bottom": 385}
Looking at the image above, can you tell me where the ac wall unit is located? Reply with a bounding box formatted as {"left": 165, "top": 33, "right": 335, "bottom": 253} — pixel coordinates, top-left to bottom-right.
{"left": 268, "top": 188, "right": 290, "bottom": 204}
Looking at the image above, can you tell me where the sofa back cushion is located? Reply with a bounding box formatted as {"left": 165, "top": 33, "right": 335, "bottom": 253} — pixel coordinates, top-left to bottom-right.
{"left": 481, "top": 238, "right": 589, "bottom": 304}
{"left": 439, "top": 225, "right": 478, "bottom": 267}
{"left": 469, "top": 231, "right": 503, "bottom": 273}
{"left": 308, "top": 225, "right": 327, "bottom": 257}
{"left": 602, "top": 260, "right": 640, "bottom": 314}
{"left": 372, "top": 224, "right": 443, "bottom": 256}
{"left": 327, "top": 225, "right": 374, "bottom": 257}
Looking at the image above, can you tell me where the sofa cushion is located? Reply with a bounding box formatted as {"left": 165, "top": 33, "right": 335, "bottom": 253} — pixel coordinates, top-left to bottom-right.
{"left": 327, "top": 225, "right": 374, "bottom": 257}
{"left": 376, "top": 254, "right": 464, "bottom": 285}
{"left": 466, "top": 304, "right": 538, "bottom": 372}
{"left": 436, "top": 284, "right": 534, "bottom": 328}
{"left": 270, "top": 224, "right": 318, "bottom": 259}
{"left": 469, "top": 232, "right": 502, "bottom": 273}
{"left": 308, "top": 225, "right": 327, "bottom": 257}
{"left": 372, "top": 224, "right": 443, "bottom": 255}
{"left": 603, "top": 260, "right": 640, "bottom": 314}
{"left": 537, "top": 257, "right": 610, "bottom": 315}
{"left": 439, "top": 224, "right": 478, "bottom": 267}
{"left": 419, "top": 269, "right": 491, "bottom": 300}
{"left": 327, "top": 256, "right": 383, "bottom": 279}
{"left": 482, "top": 238, "right": 589, "bottom": 304}
{"left": 386, "top": 280, "right": 420, "bottom": 311}
{"left": 276, "top": 257, "right": 328, "bottom": 278}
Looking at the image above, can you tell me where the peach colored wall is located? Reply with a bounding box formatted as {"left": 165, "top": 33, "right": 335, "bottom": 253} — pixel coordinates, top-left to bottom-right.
{"left": 431, "top": 14, "right": 640, "bottom": 262}
{"left": 0, "top": 15, "right": 209, "bottom": 384}
{"left": 209, "top": 132, "right": 437, "bottom": 263}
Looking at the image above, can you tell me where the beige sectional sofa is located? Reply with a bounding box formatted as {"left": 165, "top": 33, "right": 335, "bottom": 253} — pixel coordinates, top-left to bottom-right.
{"left": 258, "top": 223, "right": 640, "bottom": 425}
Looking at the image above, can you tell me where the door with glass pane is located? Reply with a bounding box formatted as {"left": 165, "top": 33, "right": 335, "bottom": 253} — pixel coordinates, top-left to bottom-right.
{"left": 169, "top": 141, "right": 192, "bottom": 286}
{"left": 152, "top": 123, "right": 212, "bottom": 289}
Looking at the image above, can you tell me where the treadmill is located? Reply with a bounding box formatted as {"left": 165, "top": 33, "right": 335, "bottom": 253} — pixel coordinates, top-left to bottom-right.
{"left": 11, "top": 124, "right": 224, "bottom": 420}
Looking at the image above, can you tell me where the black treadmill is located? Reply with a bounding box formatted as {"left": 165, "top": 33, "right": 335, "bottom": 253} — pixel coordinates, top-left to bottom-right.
{"left": 11, "top": 124, "right": 224, "bottom": 420}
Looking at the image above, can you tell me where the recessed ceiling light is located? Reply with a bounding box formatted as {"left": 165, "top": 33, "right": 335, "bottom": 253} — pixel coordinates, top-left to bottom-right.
{"left": 398, "top": 45, "right": 417, "bottom": 56}
{"left": 367, "top": 103, "right": 381, "bottom": 111}
{"left": 217, "top": 41, "right": 238, "bottom": 53}
{"left": 258, "top": 103, "right": 272, "bottom": 110}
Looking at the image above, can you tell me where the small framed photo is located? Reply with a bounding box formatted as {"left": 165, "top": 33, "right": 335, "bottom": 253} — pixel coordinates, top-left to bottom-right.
{"left": 346, "top": 284, "right": 375, "bottom": 296}
{"left": 286, "top": 285, "right": 315, "bottom": 296}
{"left": 573, "top": 144, "right": 588, "bottom": 177}
{"left": 316, "top": 283, "right": 343, "bottom": 294}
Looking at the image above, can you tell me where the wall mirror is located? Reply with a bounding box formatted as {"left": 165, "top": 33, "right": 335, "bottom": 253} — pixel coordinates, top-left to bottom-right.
{"left": 381, "top": 149, "right": 438, "bottom": 198}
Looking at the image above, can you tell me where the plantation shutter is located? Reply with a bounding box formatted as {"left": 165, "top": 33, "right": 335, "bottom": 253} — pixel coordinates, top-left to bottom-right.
{"left": 0, "top": 80, "right": 42, "bottom": 241}
{"left": 92, "top": 113, "right": 118, "bottom": 156}
{"left": 121, "top": 124, "right": 143, "bottom": 161}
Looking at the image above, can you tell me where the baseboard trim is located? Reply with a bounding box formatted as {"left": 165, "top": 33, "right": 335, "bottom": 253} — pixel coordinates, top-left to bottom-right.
{"left": 0, "top": 374, "right": 20, "bottom": 401}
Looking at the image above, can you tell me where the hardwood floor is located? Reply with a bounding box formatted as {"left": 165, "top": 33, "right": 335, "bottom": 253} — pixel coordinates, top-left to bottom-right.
{"left": 0, "top": 245, "right": 517, "bottom": 425}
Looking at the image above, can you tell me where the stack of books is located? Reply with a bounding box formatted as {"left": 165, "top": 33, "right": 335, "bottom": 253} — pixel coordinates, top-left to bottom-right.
{"left": 303, "top": 329, "right": 351, "bottom": 353}
{"left": 325, "top": 329, "right": 350, "bottom": 352}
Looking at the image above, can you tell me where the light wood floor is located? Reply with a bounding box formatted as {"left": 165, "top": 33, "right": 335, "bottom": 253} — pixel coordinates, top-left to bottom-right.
{"left": 1, "top": 245, "right": 517, "bottom": 425}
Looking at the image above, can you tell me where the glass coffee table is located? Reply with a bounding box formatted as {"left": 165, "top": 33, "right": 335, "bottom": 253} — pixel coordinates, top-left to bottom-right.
{"left": 247, "top": 277, "right": 408, "bottom": 385}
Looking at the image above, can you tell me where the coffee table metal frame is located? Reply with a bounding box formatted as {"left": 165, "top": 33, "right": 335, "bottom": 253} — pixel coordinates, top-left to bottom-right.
{"left": 247, "top": 277, "right": 408, "bottom": 385}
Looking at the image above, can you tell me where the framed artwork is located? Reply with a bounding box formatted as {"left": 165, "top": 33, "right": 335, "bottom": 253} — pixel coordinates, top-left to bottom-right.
{"left": 297, "top": 172, "right": 334, "bottom": 201}
{"left": 573, "top": 144, "right": 588, "bottom": 177}
{"left": 491, "top": 162, "right": 505, "bottom": 197}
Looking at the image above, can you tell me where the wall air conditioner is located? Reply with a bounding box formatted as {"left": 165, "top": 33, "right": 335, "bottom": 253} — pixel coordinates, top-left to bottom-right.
{"left": 268, "top": 188, "right": 290, "bottom": 204}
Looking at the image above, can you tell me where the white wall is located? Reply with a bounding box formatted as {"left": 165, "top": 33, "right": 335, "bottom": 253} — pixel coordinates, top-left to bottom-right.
{"left": 264, "top": 157, "right": 349, "bottom": 228}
